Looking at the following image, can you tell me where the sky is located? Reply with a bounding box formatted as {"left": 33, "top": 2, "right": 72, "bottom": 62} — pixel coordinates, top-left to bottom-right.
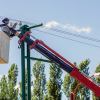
{"left": 0, "top": 0, "right": 100, "bottom": 99}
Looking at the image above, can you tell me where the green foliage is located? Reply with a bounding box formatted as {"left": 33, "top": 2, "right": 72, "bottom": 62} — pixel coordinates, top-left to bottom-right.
{"left": 0, "top": 64, "right": 18, "bottom": 100}
{"left": 8, "top": 64, "right": 18, "bottom": 84}
{"left": 95, "top": 64, "right": 100, "bottom": 84}
{"left": 95, "top": 64, "right": 100, "bottom": 73}
{"left": 8, "top": 64, "right": 18, "bottom": 100}
{"left": 63, "top": 59, "right": 90, "bottom": 100}
{"left": 45, "top": 63, "right": 62, "bottom": 100}
{"left": 71, "top": 79, "right": 78, "bottom": 91}
{"left": 79, "top": 59, "right": 90, "bottom": 70}
{"left": 92, "top": 64, "right": 100, "bottom": 100}
{"left": 63, "top": 75, "right": 71, "bottom": 97}
{"left": 32, "top": 61, "right": 46, "bottom": 100}
{"left": 0, "top": 75, "right": 9, "bottom": 99}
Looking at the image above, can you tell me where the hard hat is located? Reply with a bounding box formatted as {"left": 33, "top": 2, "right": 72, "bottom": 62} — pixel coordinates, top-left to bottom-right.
{"left": 2, "top": 18, "right": 9, "bottom": 24}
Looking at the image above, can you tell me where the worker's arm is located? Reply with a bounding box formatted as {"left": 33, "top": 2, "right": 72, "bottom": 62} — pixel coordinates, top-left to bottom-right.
{"left": 0, "top": 24, "right": 6, "bottom": 27}
{"left": 9, "top": 27, "right": 20, "bottom": 37}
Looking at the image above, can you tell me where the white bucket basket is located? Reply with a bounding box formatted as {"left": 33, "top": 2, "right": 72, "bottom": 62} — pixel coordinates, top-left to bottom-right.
{"left": 0, "top": 32, "right": 10, "bottom": 63}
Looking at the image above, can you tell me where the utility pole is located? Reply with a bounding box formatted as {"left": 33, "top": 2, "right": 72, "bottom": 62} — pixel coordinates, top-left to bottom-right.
{"left": 20, "top": 23, "right": 43, "bottom": 100}
{"left": 27, "top": 35, "right": 31, "bottom": 100}
{"left": 21, "top": 41, "right": 25, "bottom": 100}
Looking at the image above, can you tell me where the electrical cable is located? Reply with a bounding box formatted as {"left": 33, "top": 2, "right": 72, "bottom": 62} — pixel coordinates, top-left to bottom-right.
{"left": 43, "top": 27, "right": 100, "bottom": 42}
{"left": 0, "top": 16, "right": 34, "bottom": 25}
{"left": 33, "top": 29, "right": 100, "bottom": 49}
{"left": 1, "top": 16, "right": 100, "bottom": 48}
{"left": 0, "top": 16, "right": 100, "bottom": 42}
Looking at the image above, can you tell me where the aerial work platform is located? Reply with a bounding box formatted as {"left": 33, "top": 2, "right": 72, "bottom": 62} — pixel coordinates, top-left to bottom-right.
{"left": 0, "top": 32, "right": 10, "bottom": 63}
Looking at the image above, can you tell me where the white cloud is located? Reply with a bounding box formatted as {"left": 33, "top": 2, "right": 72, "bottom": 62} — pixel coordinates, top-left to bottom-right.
{"left": 44, "top": 21, "right": 92, "bottom": 33}
{"left": 64, "top": 24, "right": 91, "bottom": 33}
{"left": 44, "top": 21, "right": 59, "bottom": 28}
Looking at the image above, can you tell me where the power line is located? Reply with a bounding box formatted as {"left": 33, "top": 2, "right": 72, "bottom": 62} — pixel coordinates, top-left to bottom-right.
{"left": 1, "top": 16, "right": 100, "bottom": 42}
{"left": 0, "top": 16, "right": 34, "bottom": 25}
{"left": 44, "top": 28, "right": 100, "bottom": 42}
{"left": 33, "top": 29, "right": 100, "bottom": 49}
{"left": 1, "top": 16, "right": 100, "bottom": 46}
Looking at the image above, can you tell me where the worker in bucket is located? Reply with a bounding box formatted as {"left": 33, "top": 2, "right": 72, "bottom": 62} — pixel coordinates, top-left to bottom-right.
{"left": 0, "top": 18, "right": 36, "bottom": 46}
{"left": 0, "top": 18, "right": 17, "bottom": 38}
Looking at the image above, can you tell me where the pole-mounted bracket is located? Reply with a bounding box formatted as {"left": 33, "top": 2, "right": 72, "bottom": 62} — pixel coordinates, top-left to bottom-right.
{"left": 19, "top": 23, "right": 43, "bottom": 35}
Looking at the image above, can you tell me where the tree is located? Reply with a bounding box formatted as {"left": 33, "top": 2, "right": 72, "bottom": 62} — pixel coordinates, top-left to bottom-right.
{"left": 92, "top": 64, "right": 100, "bottom": 100}
{"left": 8, "top": 64, "right": 18, "bottom": 100}
{"left": 32, "top": 61, "right": 46, "bottom": 100}
{"left": 44, "top": 63, "right": 62, "bottom": 100}
{"left": 95, "top": 64, "right": 100, "bottom": 83}
{"left": 0, "top": 75, "right": 9, "bottom": 100}
{"left": 63, "top": 74, "right": 71, "bottom": 98}
{"left": 63, "top": 59, "right": 90, "bottom": 100}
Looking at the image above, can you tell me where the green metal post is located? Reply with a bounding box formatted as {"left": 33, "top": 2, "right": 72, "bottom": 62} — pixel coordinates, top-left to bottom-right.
{"left": 21, "top": 41, "right": 26, "bottom": 100}
{"left": 27, "top": 40, "right": 31, "bottom": 100}
{"left": 25, "top": 56, "right": 53, "bottom": 63}
{"left": 20, "top": 24, "right": 43, "bottom": 100}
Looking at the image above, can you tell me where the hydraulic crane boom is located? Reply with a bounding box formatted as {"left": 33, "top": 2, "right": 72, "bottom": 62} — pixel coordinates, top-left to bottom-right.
{"left": 18, "top": 31, "right": 100, "bottom": 97}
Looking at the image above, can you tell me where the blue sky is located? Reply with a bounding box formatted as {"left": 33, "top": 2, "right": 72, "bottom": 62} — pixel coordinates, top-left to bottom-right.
{"left": 0, "top": 0, "right": 100, "bottom": 99}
